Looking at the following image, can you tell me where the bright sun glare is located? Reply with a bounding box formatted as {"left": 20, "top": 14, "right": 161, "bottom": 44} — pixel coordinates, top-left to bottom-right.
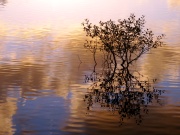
{"left": 38, "top": 0, "right": 84, "bottom": 6}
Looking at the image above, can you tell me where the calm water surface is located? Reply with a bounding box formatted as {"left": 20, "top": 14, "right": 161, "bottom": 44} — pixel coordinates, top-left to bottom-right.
{"left": 0, "top": 0, "right": 180, "bottom": 135}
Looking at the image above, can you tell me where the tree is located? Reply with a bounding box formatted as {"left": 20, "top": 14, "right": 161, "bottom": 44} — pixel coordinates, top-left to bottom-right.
{"left": 82, "top": 14, "right": 165, "bottom": 125}
{"left": 82, "top": 14, "right": 164, "bottom": 92}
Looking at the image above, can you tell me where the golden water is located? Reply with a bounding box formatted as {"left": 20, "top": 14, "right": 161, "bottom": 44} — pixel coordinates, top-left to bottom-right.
{"left": 0, "top": 0, "right": 180, "bottom": 135}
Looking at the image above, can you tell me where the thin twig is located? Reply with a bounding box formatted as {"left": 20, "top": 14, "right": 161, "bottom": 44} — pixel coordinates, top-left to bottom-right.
{"left": 77, "top": 54, "right": 82, "bottom": 64}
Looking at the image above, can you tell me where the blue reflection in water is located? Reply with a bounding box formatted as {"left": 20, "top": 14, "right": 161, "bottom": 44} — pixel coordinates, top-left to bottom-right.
{"left": 13, "top": 95, "right": 70, "bottom": 135}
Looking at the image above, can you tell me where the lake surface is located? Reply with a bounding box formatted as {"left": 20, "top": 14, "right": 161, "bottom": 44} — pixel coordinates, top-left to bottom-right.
{"left": 0, "top": 0, "right": 180, "bottom": 135}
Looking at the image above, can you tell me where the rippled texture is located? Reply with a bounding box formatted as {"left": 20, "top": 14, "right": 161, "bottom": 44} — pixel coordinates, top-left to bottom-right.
{"left": 0, "top": 0, "right": 180, "bottom": 135}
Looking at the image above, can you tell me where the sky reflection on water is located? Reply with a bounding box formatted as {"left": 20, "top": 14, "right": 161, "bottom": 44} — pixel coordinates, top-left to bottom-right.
{"left": 0, "top": 0, "right": 180, "bottom": 135}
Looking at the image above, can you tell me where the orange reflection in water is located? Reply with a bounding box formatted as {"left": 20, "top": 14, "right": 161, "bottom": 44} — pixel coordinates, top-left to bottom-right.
{"left": 0, "top": 0, "right": 180, "bottom": 134}
{"left": 167, "top": 0, "right": 180, "bottom": 8}
{"left": 139, "top": 46, "right": 180, "bottom": 81}
{"left": 0, "top": 22, "right": 95, "bottom": 99}
{"left": 0, "top": 97, "right": 17, "bottom": 135}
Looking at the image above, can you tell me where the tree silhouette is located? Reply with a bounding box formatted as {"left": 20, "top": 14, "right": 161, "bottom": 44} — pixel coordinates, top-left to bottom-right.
{"left": 82, "top": 14, "right": 165, "bottom": 125}
{"left": 82, "top": 14, "right": 164, "bottom": 92}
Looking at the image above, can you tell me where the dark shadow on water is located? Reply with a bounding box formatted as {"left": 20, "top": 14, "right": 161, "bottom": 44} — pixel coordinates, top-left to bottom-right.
{"left": 84, "top": 81, "right": 165, "bottom": 125}
{"left": 83, "top": 61, "right": 165, "bottom": 125}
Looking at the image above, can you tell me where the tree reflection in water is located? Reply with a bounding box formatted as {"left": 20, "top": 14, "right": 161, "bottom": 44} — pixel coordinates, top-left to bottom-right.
{"left": 84, "top": 75, "right": 165, "bottom": 125}
{"left": 82, "top": 14, "right": 165, "bottom": 125}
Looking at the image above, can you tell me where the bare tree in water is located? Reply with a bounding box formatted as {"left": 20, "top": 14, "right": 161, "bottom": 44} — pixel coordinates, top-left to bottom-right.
{"left": 82, "top": 14, "right": 165, "bottom": 125}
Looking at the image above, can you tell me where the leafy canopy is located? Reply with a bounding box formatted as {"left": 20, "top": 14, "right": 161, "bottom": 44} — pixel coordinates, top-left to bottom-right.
{"left": 82, "top": 14, "right": 164, "bottom": 66}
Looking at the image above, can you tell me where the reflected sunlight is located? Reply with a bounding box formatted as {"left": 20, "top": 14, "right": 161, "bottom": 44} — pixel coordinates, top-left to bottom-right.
{"left": 0, "top": 97, "right": 17, "bottom": 135}
{"left": 0, "top": 0, "right": 180, "bottom": 134}
{"left": 167, "top": 0, "right": 180, "bottom": 8}
{"left": 37, "top": 0, "right": 85, "bottom": 5}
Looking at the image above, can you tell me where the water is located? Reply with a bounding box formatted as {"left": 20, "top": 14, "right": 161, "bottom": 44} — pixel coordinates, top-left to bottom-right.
{"left": 0, "top": 0, "right": 180, "bottom": 134}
